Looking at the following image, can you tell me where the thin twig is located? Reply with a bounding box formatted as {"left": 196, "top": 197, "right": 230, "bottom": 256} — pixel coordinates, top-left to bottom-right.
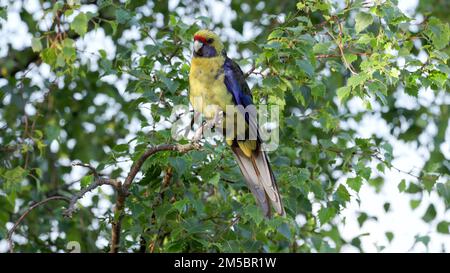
{"left": 327, "top": 17, "right": 357, "bottom": 75}
{"left": 297, "top": 139, "right": 422, "bottom": 180}
{"left": 63, "top": 177, "right": 120, "bottom": 218}
{"left": 217, "top": 215, "right": 241, "bottom": 239}
{"left": 244, "top": 64, "right": 257, "bottom": 78}
{"left": 7, "top": 196, "right": 70, "bottom": 253}
{"left": 72, "top": 162, "right": 100, "bottom": 178}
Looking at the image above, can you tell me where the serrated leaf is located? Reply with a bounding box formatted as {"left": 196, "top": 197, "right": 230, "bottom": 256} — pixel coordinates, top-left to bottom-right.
{"left": 335, "top": 184, "right": 351, "bottom": 204}
{"left": 337, "top": 86, "right": 351, "bottom": 102}
{"left": 40, "top": 47, "right": 57, "bottom": 66}
{"left": 247, "top": 205, "right": 263, "bottom": 225}
{"left": 116, "top": 9, "right": 131, "bottom": 24}
{"left": 355, "top": 12, "right": 374, "bottom": 33}
{"left": 4, "top": 166, "right": 27, "bottom": 184}
{"left": 318, "top": 206, "right": 337, "bottom": 225}
{"left": 423, "top": 174, "right": 438, "bottom": 192}
{"left": 172, "top": 199, "right": 189, "bottom": 212}
{"left": 347, "top": 73, "right": 369, "bottom": 88}
{"left": 346, "top": 176, "right": 363, "bottom": 192}
{"left": 344, "top": 53, "right": 357, "bottom": 65}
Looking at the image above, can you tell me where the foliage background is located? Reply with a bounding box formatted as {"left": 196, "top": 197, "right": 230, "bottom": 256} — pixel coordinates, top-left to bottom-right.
{"left": 0, "top": 0, "right": 449, "bottom": 252}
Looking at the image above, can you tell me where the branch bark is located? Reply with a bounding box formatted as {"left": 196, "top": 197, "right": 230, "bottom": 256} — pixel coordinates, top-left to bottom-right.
{"left": 63, "top": 177, "right": 120, "bottom": 218}
{"left": 110, "top": 142, "right": 201, "bottom": 253}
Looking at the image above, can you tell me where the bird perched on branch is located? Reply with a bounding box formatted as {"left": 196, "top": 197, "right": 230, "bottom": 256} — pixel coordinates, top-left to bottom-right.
{"left": 189, "top": 29, "right": 284, "bottom": 217}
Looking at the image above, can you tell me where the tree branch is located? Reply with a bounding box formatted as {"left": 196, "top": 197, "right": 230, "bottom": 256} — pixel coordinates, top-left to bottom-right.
{"left": 122, "top": 142, "right": 201, "bottom": 190}
{"left": 7, "top": 196, "right": 70, "bottom": 253}
{"left": 110, "top": 141, "right": 201, "bottom": 253}
{"left": 62, "top": 120, "right": 208, "bottom": 253}
{"left": 63, "top": 176, "right": 120, "bottom": 218}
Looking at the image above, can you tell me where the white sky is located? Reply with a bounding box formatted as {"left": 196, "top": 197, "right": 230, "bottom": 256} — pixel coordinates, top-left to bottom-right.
{"left": 0, "top": 0, "right": 449, "bottom": 252}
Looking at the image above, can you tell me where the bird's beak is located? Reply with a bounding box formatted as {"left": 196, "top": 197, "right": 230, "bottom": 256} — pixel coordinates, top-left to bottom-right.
{"left": 193, "top": 40, "right": 203, "bottom": 53}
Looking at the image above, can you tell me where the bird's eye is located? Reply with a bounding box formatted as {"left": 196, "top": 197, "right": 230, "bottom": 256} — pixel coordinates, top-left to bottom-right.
{"left": 207, "top": 38, "right": 214, "bottom": 44}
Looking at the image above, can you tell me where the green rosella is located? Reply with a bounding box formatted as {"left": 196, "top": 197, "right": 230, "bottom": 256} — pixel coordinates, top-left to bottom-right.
{"left": 189, "top": 29, "right": 284, "bottom": 217}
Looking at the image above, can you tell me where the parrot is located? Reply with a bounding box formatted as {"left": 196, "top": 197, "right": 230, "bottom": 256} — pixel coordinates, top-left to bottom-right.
{"left": 188, "top": 29, "right": 285, "bottom": 217}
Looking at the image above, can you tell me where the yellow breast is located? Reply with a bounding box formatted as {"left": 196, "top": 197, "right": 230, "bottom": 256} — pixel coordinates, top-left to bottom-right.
{"left": 189, "top": 56, "right": 234, "bottom": 119}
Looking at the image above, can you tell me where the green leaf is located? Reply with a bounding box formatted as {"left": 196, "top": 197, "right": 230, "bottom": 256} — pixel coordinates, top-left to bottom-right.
{"left": 296, "top": 59, "right": 314, "bottom": 77}
{"left": 318, "top": 206, "right": 337, "bottom": 225}
{"left": 277, "top": 223, "right": 291, "bottom": 239}
{"left": 160, "top": 75, "right": 180, "bottom": 93}
{"left": 116, "top": 9, "right": 131, "bottom": 24}
{"left": 0, "top": 7, "right": 7, "bottom": 20}
{"left": 71, "top": 12, "right": 88, "bottom": 36}
{"left": 313, "top": 42, "right": 332, "bottom": 54}
{"left": 45, "top": 124, "right": 61, "bottom": 142}
{"left": 293, "top": 88, "right": 306, "bottom": 106}
{"left": 311, "top": 83, "right": 326, "bottom": 99}
{"left": 355, "top": 12, "right": 374, "bottom": 33}
{"left": 437, "top": 221, "right": 449, "bottom": 234}
{"left": 335, "top": 184, "right": 351, "bottom": 204}
{"left": 356, "top": 34, "right": 375, "bottom": 44}
{"left": 410, "top": 199, "right": 421, "bottom": 210}
{"left": 80, "top": 175, "right": 93, "bottom": 188}
{"left": 337, "top": 86, "right": 351, "bottom": 102}
{"left": 34, "top": 168, "right": 42, "bottom": 178}
{"left": 4, "top": 166, "right": 27, "bottom": 184}
{"left": 414, "top": 235, "right": 430, "bottom": 247}
{"left": 62, "top": 38, "right": 76, "bottom": 59}
{"left": 346, "top": 176, "right": 363, "bottom": 192}
{"left": 423, "top": 174, "right": 438, "bottom": 192}
{"left": 344, "top": 53, "right": 357, "bottom": 65}
{"left": 208, "top": 173, "right": 220, "bottom": 186}
{"left": 247, "top": 205, "right": 263, "bottom": 225}
{"left": 385, "top": 231, "right": 394, "bottom": 243}
{"left": 398, "top": 179, "right": 406, "bottom": 192}
{"left": 169, "top": 157, "right": 187, "bottom": 176}
{"left": 347, "top": 73, "right": 369, "bottom": 88}
{"left": 109, "top": 20, "right": 117, "bottom": 35}
{"left": 425, "top": 17, "right": 450, "bottom": 50}
{"left": 421, "top": 204, "right": 436, "bottom": 223}
{"left": 41, "top": 47, "right": 58, "bottom": 66}
{"left": 113, "top": 144, "right": 129, "bottom": 153}
{"left": 31, "top": 37, "right": 42, "bottom": 52}
{"left": 172, "top": 198, "right": 189, "bottom": 212}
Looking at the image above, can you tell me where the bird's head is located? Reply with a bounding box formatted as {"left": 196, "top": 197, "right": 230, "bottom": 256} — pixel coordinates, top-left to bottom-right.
{"left": 192, "top": 29, "right": 224, "bottom": 58}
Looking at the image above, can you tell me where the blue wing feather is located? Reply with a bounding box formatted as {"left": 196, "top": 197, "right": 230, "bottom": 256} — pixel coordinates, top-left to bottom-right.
{"left": 223, "top": 56, "right": 261, "bottom": 144}
{"left": 223, "top": 57, "right": 253, "bottom": 108}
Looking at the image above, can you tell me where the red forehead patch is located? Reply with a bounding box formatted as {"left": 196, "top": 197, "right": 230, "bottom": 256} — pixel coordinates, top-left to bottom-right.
{"left": 194, "top": 35, "right": 208, "bottom": 44}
